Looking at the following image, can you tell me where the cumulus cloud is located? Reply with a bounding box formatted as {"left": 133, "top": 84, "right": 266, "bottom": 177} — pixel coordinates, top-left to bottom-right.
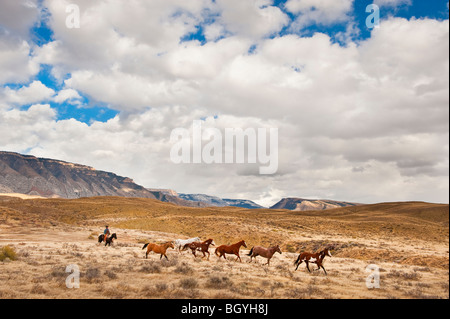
{"left": 53, "top": 88, "right": 81, "bottom": 104}
{"left": 285, "top": 0, "right": 354, "bottom": 29}
{"left": 212, "top": 0, "right": 290, "bottom": 39}
{"left": 0, "top": 0, "right": 40, "bottom": 38}
{"left": 1, "top": 80, "right": 55, "bottom": 106}
{"left": 0, "top": 37, "right": 39, "bottom": 85}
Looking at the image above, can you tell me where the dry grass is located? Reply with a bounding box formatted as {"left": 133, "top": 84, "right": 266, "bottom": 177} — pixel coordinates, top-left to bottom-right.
{"left": 0, "top": 196, "right": 448, "bottom": 299}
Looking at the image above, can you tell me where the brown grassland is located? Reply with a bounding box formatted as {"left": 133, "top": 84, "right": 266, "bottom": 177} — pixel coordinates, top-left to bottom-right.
{"left": 0, "top": 195, "right": 448, "bottom": 299}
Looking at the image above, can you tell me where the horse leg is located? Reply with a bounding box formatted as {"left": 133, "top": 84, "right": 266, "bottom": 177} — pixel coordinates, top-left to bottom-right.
{"left": 236, "top": 253, "right": 242, "bottom": 262}
{"left": 321, "top": 266, "right": 327, "bottom": 275}
{"left": 294, "top": 259, "right": 302, "bottom": 271}
{"left": 164, "top": 254, "right": 169, "bottom": 261}
{"left": 305, "top": 261, "right": 311, "bottom": 273}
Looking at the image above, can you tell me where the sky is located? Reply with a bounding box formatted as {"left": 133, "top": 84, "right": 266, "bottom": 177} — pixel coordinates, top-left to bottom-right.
{"left": 0, "top": 0, "right": 448, "bottom": 207}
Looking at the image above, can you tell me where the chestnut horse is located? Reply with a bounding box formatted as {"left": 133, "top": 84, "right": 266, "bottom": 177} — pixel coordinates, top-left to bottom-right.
{"left": 142, "top": 241, "right": 174, "bottom": 260}
{"left": 247, "top": 245, "right": 282, "bottom": 266}
{"left": 294, "top": 247, "right": 332, "bottom": 275}
{"left": 184, "top": 238, "right": 215, "bottom": 260}
{"left": 215, "top": 240, "right": 247, "bottom": 262}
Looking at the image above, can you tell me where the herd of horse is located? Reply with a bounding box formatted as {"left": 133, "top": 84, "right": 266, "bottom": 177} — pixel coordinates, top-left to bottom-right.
{"left": 98, "top": 233, "right": 334, "bottom": 275}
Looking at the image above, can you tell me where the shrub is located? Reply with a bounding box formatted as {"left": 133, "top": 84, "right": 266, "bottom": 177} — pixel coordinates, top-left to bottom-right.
{"left": 140, "top": 262, "right": 161, "bottom": 273}
{"left": 179, "top": 278, "right": 198, "bottom": 289}
{"left": 206, "top": 276, "right": 232, "bottom": 289}
{"left": 30, "top": 284, "right": 47, "bottom": 295}
{"left": 174, "top": 262, "right": 194, "bottom": 275}
{"left": 0, "top": 245, "right": 17, "bottom": 261}
{"left": 85, "top": 267, "right": 102, "bottom": 282}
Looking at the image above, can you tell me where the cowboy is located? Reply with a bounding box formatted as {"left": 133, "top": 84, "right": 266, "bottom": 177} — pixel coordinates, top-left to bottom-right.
{"left": 103, "top": 225, "right": 111, "bottom": 242}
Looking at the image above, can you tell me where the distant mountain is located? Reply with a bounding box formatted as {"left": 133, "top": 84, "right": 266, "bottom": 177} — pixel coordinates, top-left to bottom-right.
{"left": 179, "top": 193, "right": 264, "bottom": 209}
{"left": 0, "top": 151, "right": 156, "bottom": 199}
{"left": 270, "top": 198, "right": 361, "bottom": 211}
{"left": 147, "top": 189, "right": 208, "bottom": 208}
{"left": 222, "top": 198, "right": 265, "bottom": 209}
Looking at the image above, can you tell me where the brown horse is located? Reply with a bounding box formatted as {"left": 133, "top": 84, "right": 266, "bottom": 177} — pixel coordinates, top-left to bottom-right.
{"left": 247, "top": 245, "right": 282, "bottom": 266}
{"left": 142, "top": 241, "right": 174, "bottom": 260}
{"left": 184, "top": 239, "right": 215, "bottom": 260}
{"left": 215, "top": 240, "right": 247, "bottom": 262}
{"left": 294, "top": 247, "right": 332, "bottom": 275}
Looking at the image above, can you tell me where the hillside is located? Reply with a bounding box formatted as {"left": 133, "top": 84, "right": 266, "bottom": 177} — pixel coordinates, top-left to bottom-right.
{"left": 179, "top": 193, "right": 264, "bottom": 209}
{"left": 0, "top": 151, "right": 156, "bottom": 199}
{"left": 270, "top": 197, "right": 361, "bottom": 211}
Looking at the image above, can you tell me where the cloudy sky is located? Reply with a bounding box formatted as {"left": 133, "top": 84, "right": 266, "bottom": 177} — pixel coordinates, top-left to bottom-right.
{"left": 0, "top": 0, "right": 448, "bottom": 207}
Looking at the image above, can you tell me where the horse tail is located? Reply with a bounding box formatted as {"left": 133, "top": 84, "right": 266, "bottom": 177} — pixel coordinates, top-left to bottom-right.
{"left": 182, "top": 243, "right": 189, "bottom": 251}
{"left": 214, "top": 247, "right": 219, "bottom": 256}
{"left": 247, "top": 247, "right": 254, "bottom": 256}
{"left": 142, "top": 243, "right": 149, "bottom": 250}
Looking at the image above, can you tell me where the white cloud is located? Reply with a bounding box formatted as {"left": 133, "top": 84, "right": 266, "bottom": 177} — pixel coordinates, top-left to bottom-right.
{"left": 53, "top": 88, "right": 81, "bottom": 104}
{"left": 212, "top": 0, "right": 290, "bottom": 39}
{"left": 0, "top": 38, "right": 39, "bottom": 85}
{"left": 1, "top": 80, "right": 55, "bottom": 106}
{"left": 0, "top": 0, "right": 40, "bottom": 38}
{"left": 285, "top": 0, "right": 354, "bottom": 29}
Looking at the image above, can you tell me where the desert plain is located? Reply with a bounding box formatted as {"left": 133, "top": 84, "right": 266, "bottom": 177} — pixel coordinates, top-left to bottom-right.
{"left": 0, "top": 195, "right": 448, "bottom": 299}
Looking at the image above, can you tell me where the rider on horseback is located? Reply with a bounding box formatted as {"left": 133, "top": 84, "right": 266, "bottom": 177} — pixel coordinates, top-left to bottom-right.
{"left": 103, "top": 225, "right": 110, "bottom": 242}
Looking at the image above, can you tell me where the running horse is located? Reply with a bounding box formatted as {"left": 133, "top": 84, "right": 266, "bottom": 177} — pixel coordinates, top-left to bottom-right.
{"left": 174, "top": 237, "right": 201, "bottom": 253}
{"left": 294, "top": 247, "right": 333, "bottom": 275}
{"left": 184, "top": 239, "right": 215, "bottom": 260}
{"left": 247, "top": 245, "right": 282, "bottom": 266}
{"left": 215, "top": 240, "right": 247, "bottom": 262}
{"left": 142, "top": 241, "right": 175, "bottom": 260}
{"left": 98, "top": 233, "right": 117, "bottom": 247}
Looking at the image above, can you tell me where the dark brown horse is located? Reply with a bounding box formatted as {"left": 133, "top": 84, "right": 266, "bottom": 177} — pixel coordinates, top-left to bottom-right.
{"left": 294, "top": 247, "right": 332, "bottom": 275}
{"left": 184, "top": 239, "right": 215, "bottom": 260}
{"left": 142, "top": 241, "right": 174, "bottom": 260}
{"left": 247, "top": 245, "right": 282, "bottom": 266}
{"left": 98, "top": 233, "right": 117, "bottom": 247}
{"left": 215, "top": 240, "right": 247, "bottom": 262}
